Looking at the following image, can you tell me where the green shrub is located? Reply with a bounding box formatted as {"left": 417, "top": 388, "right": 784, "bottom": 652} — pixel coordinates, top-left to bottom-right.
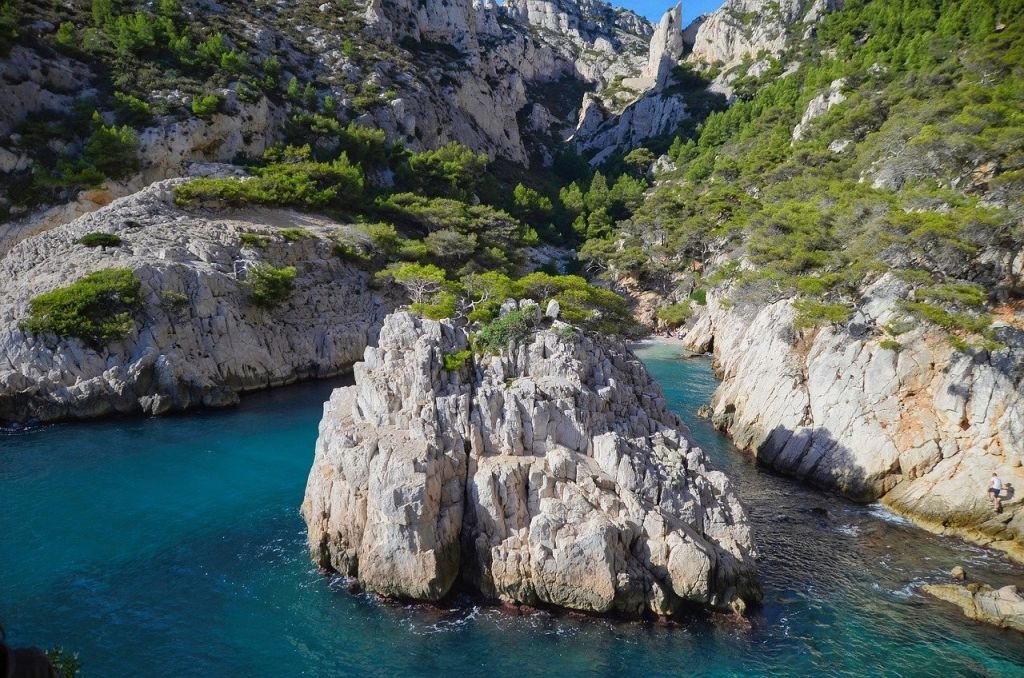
{"left": 879, "top": 339, "right": 902, "bottom": 352}
{"left": 657, "top": 301, "right": 692, "bottom": 328}
{"left": 160, "top": 290, "right": 190, "bottom": 316}
{"left": 173, "top": 157, "right": 364, "bottom": 209}
{"left": 474, "top": 309, "right": 535, "bottom": 355}
{"left": 375, "top": 262, "right": 447, "bottom": 304}
{"left": 793, "top": 299, "right": 851, "bottom": 329}
{"left": 81, "top": 115, "right": 139, "bottom": 178}
{"left": 20, "top": 268, "right": 142, "bottom": 345}
{"left": 247, "top": 264, "right": 297, "bottom": 307}
{"left": 78, "top": 232, "right": 123, "bottom": 248}
{"left": 239, "top": 233, "right": 270, "bottom": 248}
{"left": 921, "top": 281, "right": 987, "bottom": 308}
{"left": 513, "top": 272, "right": 641, "bottom": 337}
{"left": 442, "top": 349, "right": 473, "bottom": 371}
{"left": 0, "top": 1, "right": 18, "bottom": 56}
{"left": 334, "top": 241, "right": 371, "bottom": 263}
{"left": 46, "top": 646, "right": 81, "bottom": 678}
{"left": 279, "top": 227, "right": 313, "bottom": 242}
{"left": 398, "top": 143, "right": 489, "bottom": 201}
{"left": 55, "top": 21, "right": 75, "bottom": 47}
{"left": 413, "top": 290, "right": 458, "bottom": 320}
{"left": 191, "top": 93, "right": 222, "bottom": 118}
{"left": 902, "top": 301, "right": 991, "bottom": 333}
{"left": 689, "top": 288, "right": 708, "bottom": 305}
{"left": 113, "top": 92, "right": 152, "bottom": 126}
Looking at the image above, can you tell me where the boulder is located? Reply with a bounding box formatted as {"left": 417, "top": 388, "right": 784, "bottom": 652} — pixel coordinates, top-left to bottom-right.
{"left": 923, "top": 583, "right": 1024, "bottom": 634}
{"left": 302, "top": 312, "right": 762, "bottom": 617}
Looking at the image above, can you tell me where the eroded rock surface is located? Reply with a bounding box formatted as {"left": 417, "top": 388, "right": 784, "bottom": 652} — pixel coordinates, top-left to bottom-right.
{"left": 682, "top": 276, "right": 1024, "bottom": 562}
{"left": 0, "top": 180, "right": 391, "bottom": 425}
{"left": 302, "top": 310, "right": 761, "bottom": 617}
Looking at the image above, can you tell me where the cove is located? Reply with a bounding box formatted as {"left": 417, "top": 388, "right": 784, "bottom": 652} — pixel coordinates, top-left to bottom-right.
{"left": 2, "top": 344, "right": 1023, "bottom": 676}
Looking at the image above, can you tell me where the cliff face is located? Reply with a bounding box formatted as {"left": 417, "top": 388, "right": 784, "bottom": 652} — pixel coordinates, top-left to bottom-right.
{"left": 689, "top": 0, "right": 841, "bottom": 69}
{"left": 302, "top": 309, "right": 761, "bottom": 617}
{"left": 682, "top": 277, "right": 1024, "bottom": 563}
{"left": 0, "top": 179, "right": 391, "bottom": 425}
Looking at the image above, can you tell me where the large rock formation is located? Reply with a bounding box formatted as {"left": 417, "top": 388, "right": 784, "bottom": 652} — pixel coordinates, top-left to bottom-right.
{"left": 302, "top": 310, "right": 761, "bottom": 617}
{"left": 682, "top": 276, "right": 1024, "bottom": 562}
{"left": 642, "top": 2, "right": 685, "bottom": 89}
{"left": 571, "top": 3, "right": 692, "bottom": 163}
{"left": 0, "top": 179, "right": 391, "bottom": 425}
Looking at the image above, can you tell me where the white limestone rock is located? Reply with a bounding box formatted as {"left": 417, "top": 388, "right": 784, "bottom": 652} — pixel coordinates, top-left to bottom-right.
{"left": 681, "top": 276, "right": 1024, "bottom": 562}
{"left": 923, "top": 583, "right": 1024, "bottom": 634}
{"left": 792, "top": 78, "right": 847, "bottom": 141}
{"left": 303, "top": 312, "right": 762, "bottom": 617}
{"left": 0, "top": 180, "right": 392, "bottom": 425}
{"left": 642, "top": 3, "right": 685, "bottom": 90}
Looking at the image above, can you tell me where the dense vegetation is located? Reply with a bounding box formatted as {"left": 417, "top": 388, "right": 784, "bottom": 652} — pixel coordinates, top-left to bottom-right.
{"left": 584, "top": 0, "right": 1024, "bottom": 351}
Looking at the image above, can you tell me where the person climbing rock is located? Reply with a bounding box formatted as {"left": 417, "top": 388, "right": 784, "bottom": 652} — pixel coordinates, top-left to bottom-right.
{"left": 988, "top": 471, "right": 1003, "bottom": 511}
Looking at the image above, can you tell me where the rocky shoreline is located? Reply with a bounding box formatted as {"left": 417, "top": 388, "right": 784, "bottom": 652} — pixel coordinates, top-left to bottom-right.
{"left": 678, "top": 281, "right": 1024, "bottom": 563}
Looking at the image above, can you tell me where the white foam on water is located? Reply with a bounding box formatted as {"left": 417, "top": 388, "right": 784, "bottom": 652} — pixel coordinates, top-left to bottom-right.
{"left": 866, "top": 503, "right": 914, "bottom": 526}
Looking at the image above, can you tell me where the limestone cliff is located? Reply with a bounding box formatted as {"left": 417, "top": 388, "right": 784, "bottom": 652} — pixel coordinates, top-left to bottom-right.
{"left": 0, "top": 179, "right": 391, "bottom": 425}
{"left": 302, "top": 309, "right": 761, "bottom": 617}
{"left": 681, "top": 277, "right": 1024, "bottom": 563}
{"left": 689, "top": 0, "right": 841, "bottom": 70}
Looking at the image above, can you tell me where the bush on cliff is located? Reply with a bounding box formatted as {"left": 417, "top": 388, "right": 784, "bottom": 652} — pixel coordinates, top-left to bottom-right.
{"left": 20, "top": 268, "right": 142, "bottom": 345}
{"left": 173, "top": 156, "right": 364, "bottom": 209}
{"left": 78, "top": 232, "right": 123, "bottom": 248}
{"left": 473, "top": 309, "right": 536, "bottom": 355}
{"left": 397, "top": 142, "right": 488, "bottom": 202}
{"left": 246, "top": 264, "right": 297, "bottom": 308}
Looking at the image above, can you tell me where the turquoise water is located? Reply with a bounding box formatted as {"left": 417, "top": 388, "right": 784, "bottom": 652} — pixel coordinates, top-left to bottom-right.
{"left": 2, "top": 343, "right": 1023, "bottom": 676}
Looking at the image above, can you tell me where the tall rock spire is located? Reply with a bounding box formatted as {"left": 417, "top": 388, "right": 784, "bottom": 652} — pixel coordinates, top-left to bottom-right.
{"left": 642, "top": 3, "right": 685, "bottom": 89}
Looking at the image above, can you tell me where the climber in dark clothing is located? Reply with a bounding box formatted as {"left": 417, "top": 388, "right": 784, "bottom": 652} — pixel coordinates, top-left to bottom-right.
{"left": 0, "top": 625, "right": 58, "bottom": 678}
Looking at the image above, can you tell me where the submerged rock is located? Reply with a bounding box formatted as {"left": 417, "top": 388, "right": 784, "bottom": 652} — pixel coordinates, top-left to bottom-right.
{"left": 302, "top": 311, "right": 761, "bottom": 618}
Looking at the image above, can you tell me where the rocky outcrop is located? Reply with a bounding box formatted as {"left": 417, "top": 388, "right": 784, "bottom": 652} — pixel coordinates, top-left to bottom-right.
{"left": 689, "top": 0, "right": 841, "bottom": 69}
{"left": 682, "top": 276, "right": 1024, "bottom": 562}
{"left": 641, "top": 3, "right": 685, "bottom": 89}
{"left": 570, "top": 3, "right": 694, "bottom": 163}
{"left": 791, "top": 78, "right": 846, "bottom": 141}
{"left": 574, "top": 91, "right": 690, "bottom": 165}
{"left": 0, "top": 179, "right": 391, "bottom": 425}
{"left": 302, "top": 310, "right": 761, "bottom": 617}
{"left": 923, "top": 583, "right": 1024, "bottom": 633}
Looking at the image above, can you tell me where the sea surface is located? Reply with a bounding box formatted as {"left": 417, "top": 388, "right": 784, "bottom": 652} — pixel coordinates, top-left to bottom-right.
{"left": 2, "top": 342, "right": 1023, "bottom": 676}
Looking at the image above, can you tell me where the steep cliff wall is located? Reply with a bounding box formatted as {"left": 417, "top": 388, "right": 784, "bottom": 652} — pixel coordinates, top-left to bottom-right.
{"left": 682, "top": 277, "right": 1024, "bottom": 563}
{"left": 303, "top": 309, "right": 761, "bottom": 617}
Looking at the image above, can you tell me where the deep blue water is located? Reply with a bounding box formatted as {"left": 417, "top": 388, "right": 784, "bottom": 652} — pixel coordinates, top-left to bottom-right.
{"left": 2, "top": 342, "right": 1023, "bottom": 677}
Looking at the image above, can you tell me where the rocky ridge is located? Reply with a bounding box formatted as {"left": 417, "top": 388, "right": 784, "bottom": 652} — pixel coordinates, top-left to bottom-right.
{"left": 302, "top": 309, "right": 761, "bottom": 617}
{"left": 0, "top": 179, "right": 391, "bottom": 425}
{"left": 681, "top": 276, "right": 1024, "bottom": 562}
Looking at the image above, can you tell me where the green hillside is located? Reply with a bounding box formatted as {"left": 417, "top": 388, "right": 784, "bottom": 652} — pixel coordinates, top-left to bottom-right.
{"left": 583, "top": 0, "right": 1024, "bottom": 349}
